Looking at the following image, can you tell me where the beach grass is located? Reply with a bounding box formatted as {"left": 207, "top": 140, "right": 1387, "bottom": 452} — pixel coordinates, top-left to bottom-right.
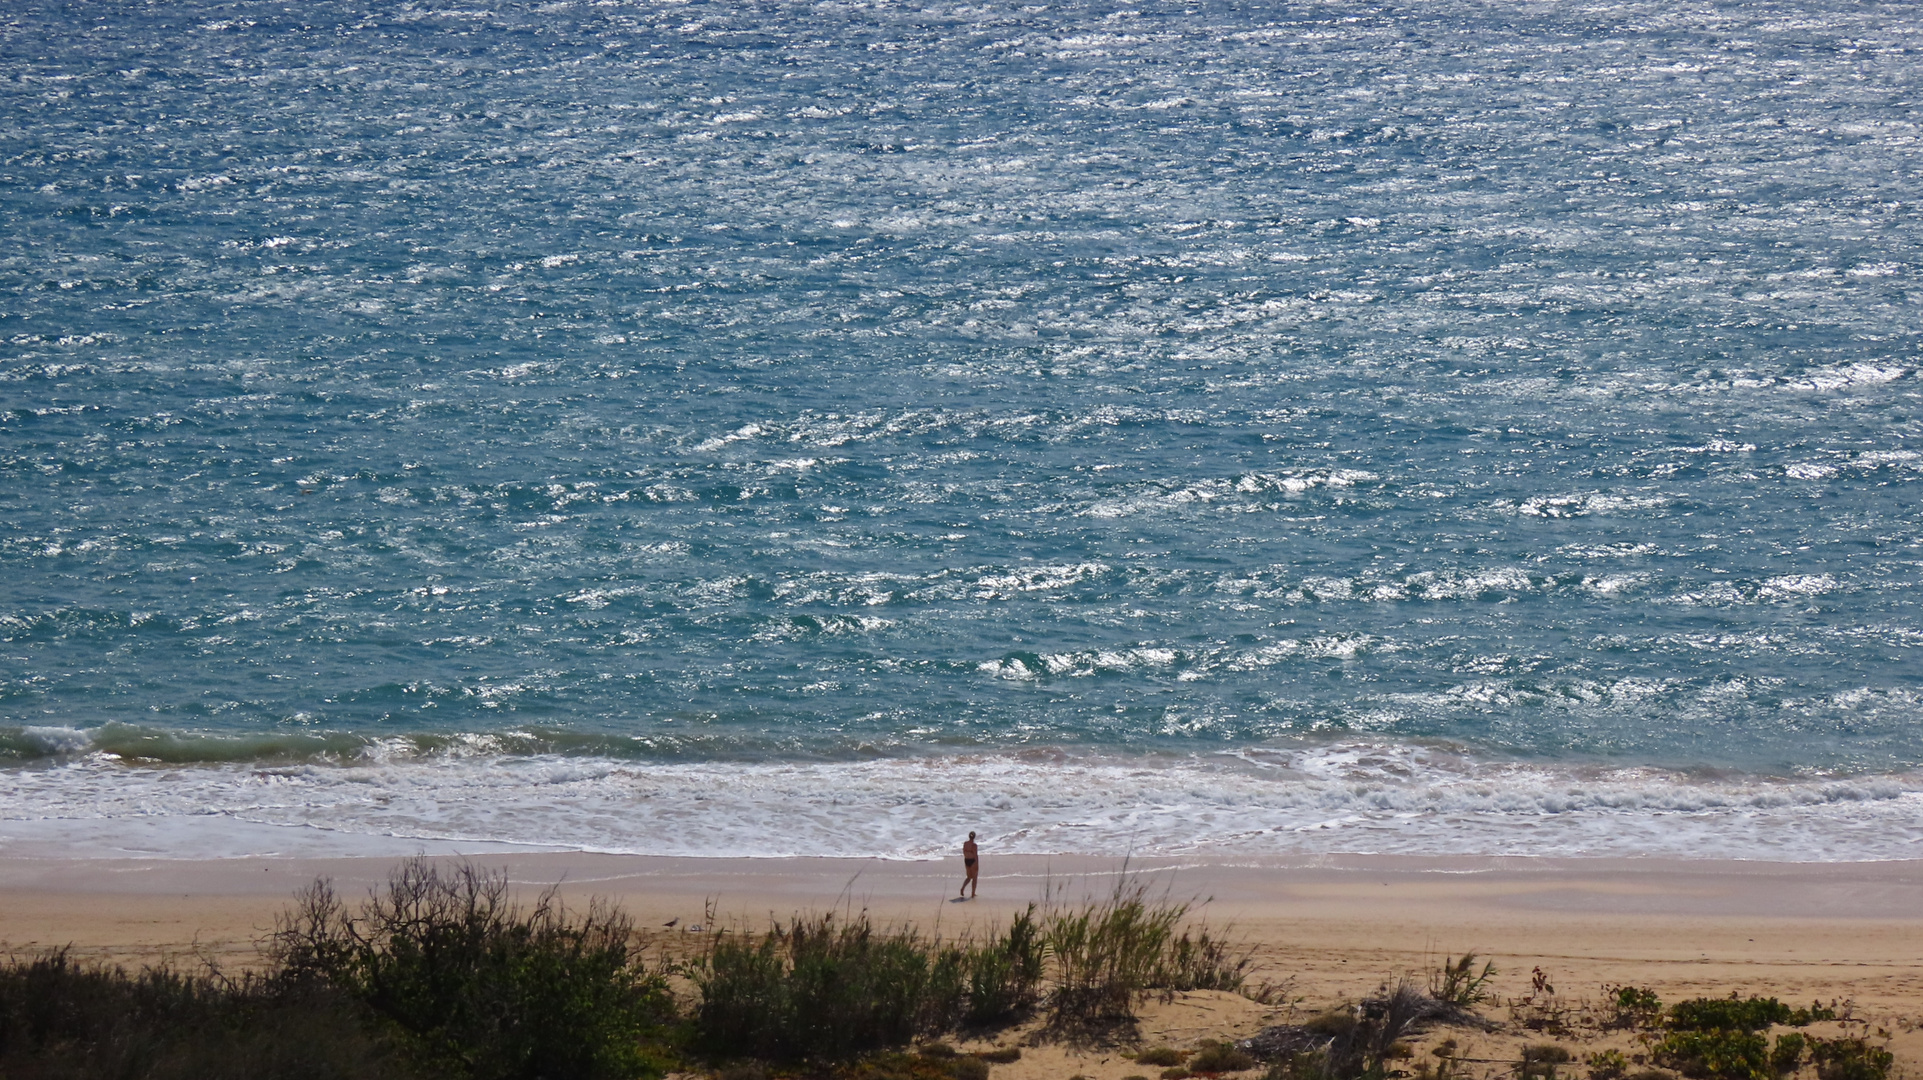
{"left": 0, "top": 947, "right": 413, "bottom": 1080}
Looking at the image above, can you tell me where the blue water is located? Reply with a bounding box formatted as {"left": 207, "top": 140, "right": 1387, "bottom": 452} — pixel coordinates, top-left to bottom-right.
{"left": 2, "top": 0, "right": 1921, "bottom": 860}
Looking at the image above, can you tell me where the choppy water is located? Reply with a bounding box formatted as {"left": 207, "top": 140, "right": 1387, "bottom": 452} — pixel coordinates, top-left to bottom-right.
{"left": 3, "top": 0, "right": 1921, "bottom": 861}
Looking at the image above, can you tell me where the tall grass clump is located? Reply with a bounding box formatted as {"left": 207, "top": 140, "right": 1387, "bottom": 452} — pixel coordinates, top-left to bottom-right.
{"left": 966, "top": 905, "right": 1047, "bottom": 1025}
{"left": 1157, "top": 927, "right": 1252, "bottom": 994}
{"left": 1042, "top": 880, "right": 1185, "bottom": 1029}
{"left": 272, "top": 858, "right": 677, "bottom": 1080}
{"left": 1040, "top": 878, "right": 1246, "bottom": 1033}
{"left": 693, "top": 907, "right": 1046, "bottom": 1064}
{"left": 0, "top": 948, "right": 413, "bottom": 1080}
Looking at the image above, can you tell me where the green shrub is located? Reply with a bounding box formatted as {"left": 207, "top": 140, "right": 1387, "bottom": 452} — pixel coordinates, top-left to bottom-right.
{"left": 1810, "top": 1038, "right": 1893, "bottom": 1080}
{"left": 1589, "top": 1050, "right": 1630, "bottom": 1080}
{"left": 1189, "top": 1040, "right": 1256, "bottom": 1074}
{"left": 1263, "top": 1052, "right": 1333, "bottom": 1080}
{"left": 1521, "top": 1045, "right": 1574, "bottom": 1080}
{"left": 1770, "top": 1034, "right": 1806, "bottom": 1076}
{"left": 1163, "top": 1069, "right": 1192, "bottom": 1080}
{"left": 840, "top": 1051, "right": 973, "bottom": 1080}
{"left": 1139, "top": 1048, "right": 1189, "bottom": 1067}
{"left": 975, "top": 1048, "right": 1022, "bottom": 1064}
{"left": 1607, "top": 986, "right": 1663, "bottom": 1029}
{"left": 272, "top": 860, "right": 677, "bottom": 1080}
{"left": 1667, "top": 998, "right": 1792, "bottom": 1034}
{"left": 1302, "top": 1009, "right": 1358, "bottom": 1037}
{"left": 0, "top": 949, "right": 417, "bottom": 1080}
{"left": 1653, "top": 1029, "right": 1770, "bottom": 1080}
{"left": 948, "top": 1056, "right": 990, "bottom": 1080}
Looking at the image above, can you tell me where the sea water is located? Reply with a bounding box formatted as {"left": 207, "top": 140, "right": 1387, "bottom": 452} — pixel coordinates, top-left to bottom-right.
{"left": 2, "top": 0, "right": 1920, "bottom": 862}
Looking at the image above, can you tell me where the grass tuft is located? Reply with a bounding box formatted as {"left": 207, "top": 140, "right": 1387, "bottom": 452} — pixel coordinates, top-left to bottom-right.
{"left": 691, "top": 905, "right": 1046, "bottom": 1064}
{"left": 1190, "top": 1039, "right": 1257, "bottom": 1074}
{"left": 1040, "top": 878, "right": 1246, "bottom": 1035}
{"left": 1429, "top": 954, "right": 1495, "bottom": 1008}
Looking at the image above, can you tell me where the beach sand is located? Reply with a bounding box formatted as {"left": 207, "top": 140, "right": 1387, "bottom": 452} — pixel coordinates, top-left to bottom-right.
{"left": 4, "top": 851, "right": 1921, "bottom": 1078}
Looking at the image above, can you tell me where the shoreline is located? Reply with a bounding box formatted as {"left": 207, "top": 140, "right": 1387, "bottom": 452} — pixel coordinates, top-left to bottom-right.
{"left": 8, "top": 749, "right": 1923, "bottom": 864}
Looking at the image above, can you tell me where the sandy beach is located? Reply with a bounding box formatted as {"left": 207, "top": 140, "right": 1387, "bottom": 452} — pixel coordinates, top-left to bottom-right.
{"left": 5, "top": 850, "right": 1921, "bottom": 1077}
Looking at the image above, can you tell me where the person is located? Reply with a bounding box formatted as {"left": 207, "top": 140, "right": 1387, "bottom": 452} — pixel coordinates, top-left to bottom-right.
{"left": 959, "top": 831, "right": 979, "bottom": 899}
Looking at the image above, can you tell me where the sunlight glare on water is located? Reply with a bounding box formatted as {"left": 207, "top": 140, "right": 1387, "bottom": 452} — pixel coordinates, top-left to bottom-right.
{"left": 1, "top": 0, "right": 1920, "bottom": 859}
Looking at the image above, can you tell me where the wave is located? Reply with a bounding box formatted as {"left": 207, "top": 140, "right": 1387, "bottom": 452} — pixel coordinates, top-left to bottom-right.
{"left": 0, "top": 723, "right": 936, "bottom": 766}
{"left": 4, "top": 738, "right": 1920, "bottom": 862}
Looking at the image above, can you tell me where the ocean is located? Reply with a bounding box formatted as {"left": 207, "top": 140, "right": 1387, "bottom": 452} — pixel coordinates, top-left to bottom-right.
{"left": 2, "top": 0, "right": 1920, "bottom": 862}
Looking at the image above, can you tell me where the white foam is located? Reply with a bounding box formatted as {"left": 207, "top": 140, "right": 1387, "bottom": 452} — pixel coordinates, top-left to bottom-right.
{"left": 3, "top": 745, "right": 1920, "bottom": 863}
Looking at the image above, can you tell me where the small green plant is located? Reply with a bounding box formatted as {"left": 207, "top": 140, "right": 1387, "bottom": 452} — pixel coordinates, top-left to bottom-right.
{"left": 1265, "top": 1051, "right": 1333, "bottom": 1080}
{"left": 1589, "top": 1049, "right": 1631, "bottom": 1080}
{"left": 1810, "top": 1038, "right": 1893, "bottom": 1080}
{"left": 947, "top": 1057, "right": 990, "bottom": 1080}
{"left": 1521, "top": 1044, "right": 1575, "bottom": 1080}
{"left": 1771, "top": 1034, "right": 1807, "bottom": 1076}
{"left": 841, "top": 1051, "right": 982, "bottom": 1080}
{"left": 1430, "top": 953, "right": 1497, "bottom": 1007}
{"left": 1163, "top": 1070, "right": 1192, "bottom": 1080}
{"left": 1189, "top": 1040, "right": 1257, "bottom": 1074}
{"left": 1790, "top": 1004, "right": 1840, "bottom": 1026}
{"left": 1606, "top": 986, "right": 1664, "bottom": 1029}
{"left": 975, "top": 1048, "right": 1022, "bottom": 1064}
{"left": 1653, "top": 1029, "right": 1770, "bottom": 1080}
{"left": 1302, "top": 1008, "right": 1358, "bottom": 1037}
{"left": 1139, "top": 1048, "right": 1190, "bottom": 1067}
{"left": 1667, "top": 997, "right": 1793, "bottom": 1033}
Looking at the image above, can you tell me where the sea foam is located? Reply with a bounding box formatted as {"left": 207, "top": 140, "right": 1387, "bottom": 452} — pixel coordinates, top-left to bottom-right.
{"left": 3, "top": 744, "right": 1919, "bottom": 863}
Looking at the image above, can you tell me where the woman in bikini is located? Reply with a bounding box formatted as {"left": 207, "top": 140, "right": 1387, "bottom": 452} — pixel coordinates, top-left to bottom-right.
{"left": 960, "top": 832, "right": 979, "bottom": 898}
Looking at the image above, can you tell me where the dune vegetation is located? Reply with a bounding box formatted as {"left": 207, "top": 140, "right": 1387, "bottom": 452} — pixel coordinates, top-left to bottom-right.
{"left": 0, "top": 862, "right": 1897, "bottom": 1080}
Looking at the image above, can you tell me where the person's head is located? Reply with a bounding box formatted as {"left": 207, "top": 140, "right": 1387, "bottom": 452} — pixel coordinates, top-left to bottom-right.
{"left": 968, "top": 831, "right": 976, "bottom": 840}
